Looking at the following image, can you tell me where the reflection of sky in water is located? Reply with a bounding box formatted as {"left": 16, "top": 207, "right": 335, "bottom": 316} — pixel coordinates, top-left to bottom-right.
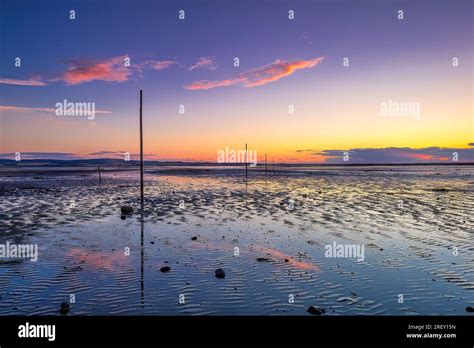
{"left": 66, "top": 248, "right": 129, "bottom": 272}
{"left": 0, "top": 165, "right": 472, "bottom": 315}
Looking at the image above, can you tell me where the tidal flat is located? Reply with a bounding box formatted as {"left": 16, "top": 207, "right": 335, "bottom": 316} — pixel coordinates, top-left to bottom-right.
{"left": 0, "top": 165, "right": 472, "bottom": 315}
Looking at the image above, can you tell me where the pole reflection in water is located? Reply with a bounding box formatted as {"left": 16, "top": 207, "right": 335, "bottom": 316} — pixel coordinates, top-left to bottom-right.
{"left": 140, "top": 211, "right": 144, "bottom": 308}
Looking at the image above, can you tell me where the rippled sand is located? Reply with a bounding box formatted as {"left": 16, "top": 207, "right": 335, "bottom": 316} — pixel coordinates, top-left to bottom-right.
{"left": 0, "top": 165, "right": 473, "bottom": 315}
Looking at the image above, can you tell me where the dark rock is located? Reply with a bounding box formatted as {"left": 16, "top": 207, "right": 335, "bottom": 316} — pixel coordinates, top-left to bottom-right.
{"left": 121, "top": 206, "right": 133, "bottom": 214}
{"left": 466, "top": 306, "right": 474, "bottom": 313}
{"left": 215, "top": 268, "right": 225, "bottom": 279}
{"left": 59, "top": 302, "right": 70, "bottom": 315}
{"left": 307, "top": 305, "right": 325, "bottom": 315}
{"left": 160, "top": 266, "right": 171, "bottom": 273}
{"left": 120, "top": 215, "right": 126, "bottom": 220}
{"left": 191, "top": 236, "right": 197, "bottom": 241}
{"left": 284, "top": 258, "right": 289, "bottom": 262}
{"left": 150, "top": 241, "right": 155, "bottom": 244}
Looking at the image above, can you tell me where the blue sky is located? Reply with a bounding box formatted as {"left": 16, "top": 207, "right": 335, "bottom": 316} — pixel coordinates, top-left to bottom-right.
{"left": 0, "top": 0, "right": 472, "bottom": 163}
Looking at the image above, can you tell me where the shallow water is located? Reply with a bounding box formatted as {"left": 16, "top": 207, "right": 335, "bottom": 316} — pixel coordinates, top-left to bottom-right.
{"left": 0, "top": 165, "right": 473, "bottom": 315}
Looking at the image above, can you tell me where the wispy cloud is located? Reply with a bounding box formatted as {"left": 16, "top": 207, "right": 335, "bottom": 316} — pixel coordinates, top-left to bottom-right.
{"left": 88, "top": 151, "right": 126, "bottom": 156}
{"left": 184, "top": 78, "right": 244, "bottom": 90}
{"left": 87, "top": 151, "right": 157, "bottom": 159}
{"left": 0, "top": 105, "right": 112, "bottom": 114}
{"left": 147, "top": 60, "right": 177, "bottom": 71}
{"left": 132, "top": 59, "right": 178, "bottom": 78}
{"left": 243, "top": 58, "right": 325, "bottom": 87}
{"left": 188, "top": 57, "right": 217, "bottom": 71}
{"left": 59, "top": 56, "right": 177, "bottom": 85}
{"left": 0, "top": 152, "right": 80, "bottom": 160}
{"left": 296, "top": 149, "right": 319, "bottom": 153}
{"left": 0, "top": 151, "right": 159, "bottom": 160}
{"left": 61, "top": 56, "right": 132, "bottom": 85}
{"left": 184, "top": 57, "right": 324, "bottom": 90}
{"left": 0, "top": 78, "right": 47, "bottom": 86}
{"left": 298, "top": 147, "right": 474, "bottom": 164}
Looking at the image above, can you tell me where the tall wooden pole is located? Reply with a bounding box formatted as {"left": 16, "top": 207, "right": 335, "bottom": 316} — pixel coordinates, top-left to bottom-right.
{"left": 139, "top": 90, "right": 145, "bottom": 305}
{"left": 265, "top": 153, "right": 267, "bottom": 175}
{"left": 245, "top": 143, "right": 248, "bottom": 180}
{"left": 140, "top": 90, "right": 144, "bottom": 207}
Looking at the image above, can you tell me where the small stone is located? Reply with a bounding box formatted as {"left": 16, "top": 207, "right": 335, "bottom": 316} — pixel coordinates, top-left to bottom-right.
{"left": 191, "top": 236, "right": 197, "bottom": 241}
{"left": 160, "top": 266, "right": 171, "bottom": 273}
{"left": 466, "top": 306, "right": 474, "bottom": 313}
{"left": 307, "top": 305, "right": 325, "bottom": 315}
{"left": 120, "top": 215, "right": 126, "bottom": 220}
{"left": 59, "top": 302, "right": 70, "bottom": 315}
{"left": 215, "top": 268, "right": 225, "bottom": 279}
{"left": 121, "top": 206, "right": 133, "bottom": 214}
{"left": 284, "top": 258, "right": 289, "bottom": 262}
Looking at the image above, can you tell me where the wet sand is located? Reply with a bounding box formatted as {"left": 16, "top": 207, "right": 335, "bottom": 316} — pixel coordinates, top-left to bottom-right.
{"left": 0, "top": 165, "right": 473, "bottom": 315}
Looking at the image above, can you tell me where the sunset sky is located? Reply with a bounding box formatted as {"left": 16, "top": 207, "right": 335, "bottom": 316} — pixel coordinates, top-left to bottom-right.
{"left": 0, "top": 0, "right": 472, "bottom": 163}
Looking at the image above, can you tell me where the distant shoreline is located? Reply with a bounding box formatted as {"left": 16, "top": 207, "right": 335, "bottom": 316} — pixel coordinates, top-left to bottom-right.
{"left": 0, "top": 158, "right": 473, "bottom": 168}
{"left": 0, "top": 160, "right": 472, "bottom": 177}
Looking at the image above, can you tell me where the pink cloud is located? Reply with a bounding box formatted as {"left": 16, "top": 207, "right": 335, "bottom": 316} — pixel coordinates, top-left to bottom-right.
{"left": 60, "top": 56, "right": 177, "bottom": 85}
{"left": 61, "top": 56, "right": 131, "bottom": 85}
{"left": 135, "top": 59, "right": 177, "bottom": 75}
{"left": 244, "top": 58, "right": 324, "bottom": 87}
{"left": 150, "top": 60, "right": 176, "bottom": 71}
{"left": 188, "top": 56, "right": 217, "bottom": 71}
{"left": 397, "top": 150, "right": 449, "bottom": 161}
{"left": 0, "top": 56, "right": 177, "bottom": 87}
{"left": 184, "top": 57, "right": 324, "bottom": 90}
{"left": 184, "top": 77, "right": 245, "bottom": 90}
{"left": 0, "top": 78, "right": 47, "bottom": 86}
